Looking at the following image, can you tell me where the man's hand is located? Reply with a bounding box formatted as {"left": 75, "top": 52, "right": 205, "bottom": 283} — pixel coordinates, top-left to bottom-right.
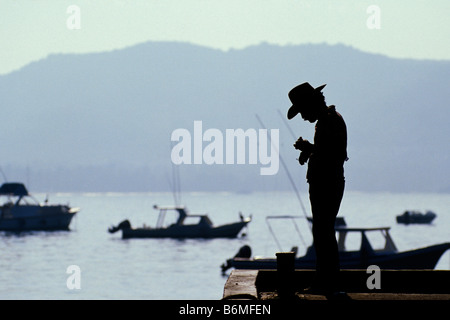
{"left": 294, "top": 137, "right": 313, "bottom": 152}
{"left": 298, "top": 151, "right": 310, "bottom": 165}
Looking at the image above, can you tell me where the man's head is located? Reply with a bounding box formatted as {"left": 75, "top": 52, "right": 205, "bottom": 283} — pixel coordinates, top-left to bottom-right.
{"left": 287, "top": 82, "right": 326, "bottom": 122}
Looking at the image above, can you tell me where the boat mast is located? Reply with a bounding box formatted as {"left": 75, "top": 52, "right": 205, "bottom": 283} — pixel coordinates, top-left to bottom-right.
{"left": 169, "top": 141, "right": 182, "bottom": 206}
{"left": 172, "top": 160, "right": 181, "bottom": 206}
{"left": 0, "top": 167, "right": 8, "bottom": 183}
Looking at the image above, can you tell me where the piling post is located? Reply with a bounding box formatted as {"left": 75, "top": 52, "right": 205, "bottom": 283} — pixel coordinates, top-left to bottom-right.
{"left": 276, "top": 252, "right": 296, "bottom": 299}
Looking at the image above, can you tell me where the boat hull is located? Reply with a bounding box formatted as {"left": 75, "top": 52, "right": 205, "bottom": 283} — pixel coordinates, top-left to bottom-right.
{"left": 0, "top": 205, "right": 78, "bottom": 232}
{"left": 121, "top": 221, "right": 249, "bottom": 239}
{"left": 227, "top": 243, "right": 450, "bottom": 270}
{"left": 396, "top": 216, "right": 436, "bottom": 224}
{"left": 396, "top": 211, "right": 437, "bottom": 224}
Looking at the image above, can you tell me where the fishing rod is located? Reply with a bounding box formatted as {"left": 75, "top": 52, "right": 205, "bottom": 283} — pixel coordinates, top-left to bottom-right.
{"left": 255, "top": 114, "right": 311, "bottom": 232}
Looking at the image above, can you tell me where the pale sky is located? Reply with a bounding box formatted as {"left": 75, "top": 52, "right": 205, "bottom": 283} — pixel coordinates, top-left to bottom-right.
{"left": 1, "top": 0, "right": 449, "bottom": 75}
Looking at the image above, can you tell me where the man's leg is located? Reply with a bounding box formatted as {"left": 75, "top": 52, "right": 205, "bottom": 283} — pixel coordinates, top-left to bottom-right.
{"left": 309, "top": 179, "right": 345, "bottom": 291}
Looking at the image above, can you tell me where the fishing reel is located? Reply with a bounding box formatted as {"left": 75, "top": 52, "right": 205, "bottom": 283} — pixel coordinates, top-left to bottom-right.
{"left": 294, "top": 137, "right": 313, "bottom": 165}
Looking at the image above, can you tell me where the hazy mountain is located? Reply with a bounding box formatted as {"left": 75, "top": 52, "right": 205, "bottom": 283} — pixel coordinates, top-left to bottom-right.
{"left": 0, "top": 42, "right": 449, "bottom": 193}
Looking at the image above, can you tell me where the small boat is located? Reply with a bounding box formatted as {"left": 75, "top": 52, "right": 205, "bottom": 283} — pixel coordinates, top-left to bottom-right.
{"left": 108, "top": 205, "right": 251, "bottom": 239}
{"left": 221, "top": 217, "right": 450, "bottom": 272}
{"left": 396, "top": 210, "right": 437, "bottom": 224}
{"left": 0, "top": 182, "right": 79, "bottom": 232}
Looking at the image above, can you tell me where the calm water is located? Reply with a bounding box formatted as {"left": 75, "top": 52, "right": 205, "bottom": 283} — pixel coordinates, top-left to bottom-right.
{"left": 0, "top": 191, "right": 449, "bottom": 300}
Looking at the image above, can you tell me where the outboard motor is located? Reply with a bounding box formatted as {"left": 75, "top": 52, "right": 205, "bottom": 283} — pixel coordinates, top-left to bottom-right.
{"left": 221, "top": 245, "right": 252, "bottom": 273}
{"left": 108, "top": 220, "right": 131, "bottom": 233}
{"left": 235, "top": 245, "right": 252, "bottom": 258}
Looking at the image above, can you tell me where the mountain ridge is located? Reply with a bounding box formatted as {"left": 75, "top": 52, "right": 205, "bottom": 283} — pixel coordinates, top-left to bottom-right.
{"left": 1, "top": 41, "right": 448, "bottom": 193}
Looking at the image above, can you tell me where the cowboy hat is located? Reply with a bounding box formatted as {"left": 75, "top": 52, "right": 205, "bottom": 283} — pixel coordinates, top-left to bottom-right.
{"left": 287, "top": 82, "right": 326, "bottom": 119}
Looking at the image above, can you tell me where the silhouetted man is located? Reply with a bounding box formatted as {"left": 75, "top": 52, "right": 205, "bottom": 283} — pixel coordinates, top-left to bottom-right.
{"left": 287, "top": 82, "right": 347, "bottom": 294}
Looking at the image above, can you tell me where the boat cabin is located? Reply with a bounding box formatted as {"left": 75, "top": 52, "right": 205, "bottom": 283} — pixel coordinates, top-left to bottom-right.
{"left": 335, "top": 226, "right": 398, "bottom": 254}
{"left": 0, "top": 183, "right": 39, "bottom": 206}
{"left": 264, "top": 215, "right": 398, "bottom": 256}
{"left": 153, "top": 205, "right": 213, "bottom": 228}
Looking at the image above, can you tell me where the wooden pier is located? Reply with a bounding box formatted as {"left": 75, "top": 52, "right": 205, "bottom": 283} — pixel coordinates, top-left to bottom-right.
{"left": 223, "top": 251, "right": 450, "bottom": 303}
{"left": 223, "top": 269, "right": 450, "bottom": 302}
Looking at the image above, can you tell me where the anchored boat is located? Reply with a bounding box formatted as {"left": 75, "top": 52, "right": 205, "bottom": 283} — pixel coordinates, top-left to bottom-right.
{"left": 0, "top": 182, "right": 79, "bottom": 232}
{"left": 396, "top": 210, "right": 437, "bottom": 224}
{"left": 221, "top": 216, "right": 449, "bottom": 272}
{"left": 109, "top": 205, "right": 251, "bottom": 239}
